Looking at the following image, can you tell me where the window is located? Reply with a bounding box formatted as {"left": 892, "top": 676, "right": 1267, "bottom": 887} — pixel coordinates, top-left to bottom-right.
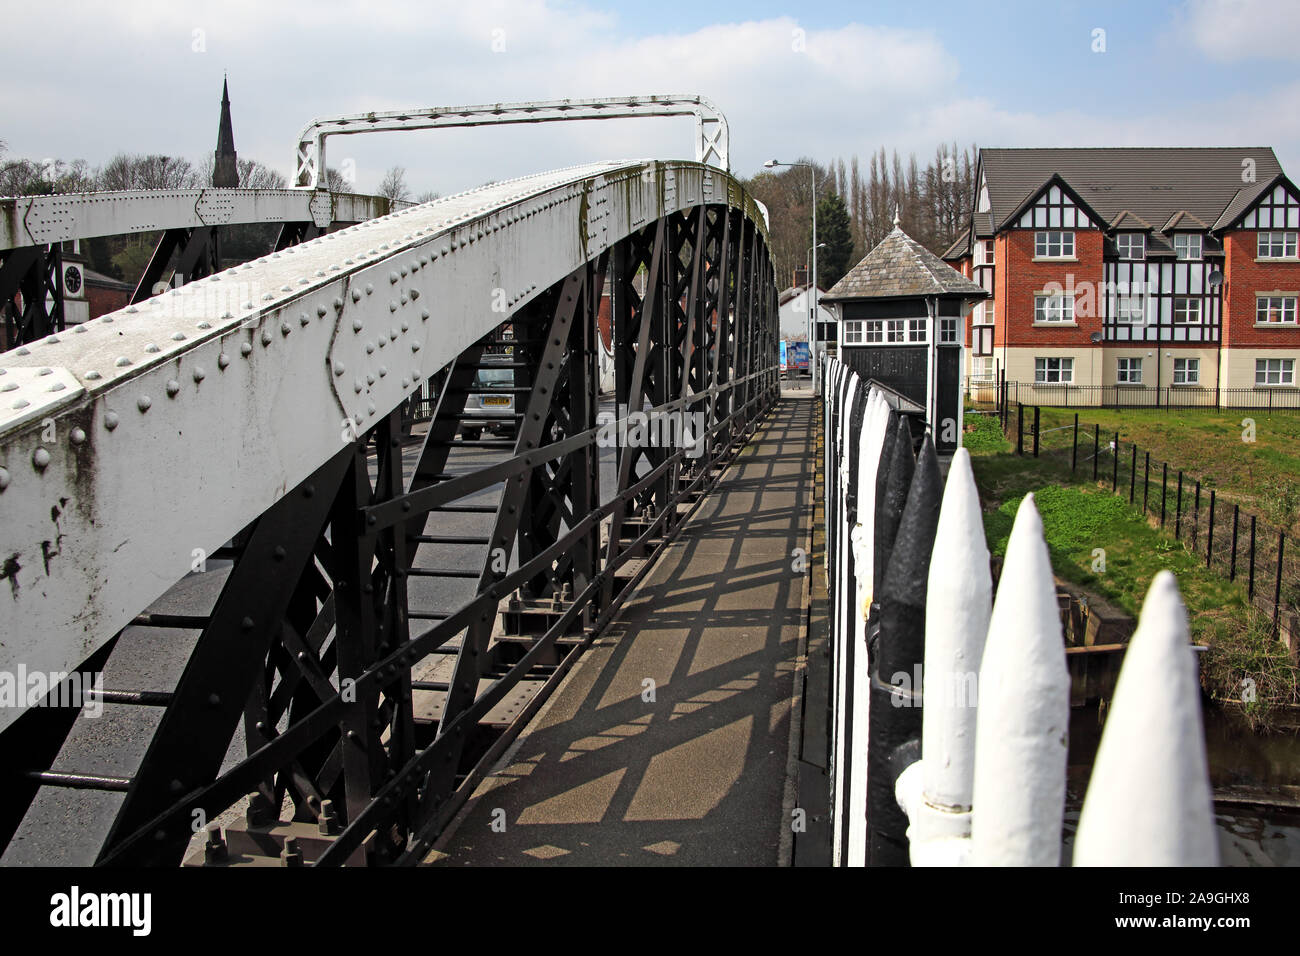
{"left": 1035, "top": 231, "right": 1075, "bottom": 258}
{"left": 1256, "top": 358, "right": 1296, "bottom": 386}
{"left": 1117, "top": 357, "right": 1143, "bottom": 384}
{"left": 1258, "top": 232, "right": 1298, "bottom": 259}
{"left": 983, "top": 302, "right": 995, "bottom": 325}
{"left": 907, "top": 318, "right": 927, "bottom": 343}
{"left": 886, "top": 319, "right": 905, "bottom": 342}
{"left": 1172, "top": 358, "right": 1200, "bottom": 385}
{"left": 1116, "top": 233, "right": 1145, "bottom": 260}
{"left": 1035, "top": 293, "right": 1074, "bottom": 323}
{"left": 842, "top": 320, "right": 864, "bottom": 345}
{"left": 1173, "top": 297, "right": 1202, "bottom": 324}
{"left": 972, "top": 356, "right": 994, "bottom": 379}
{"left": 939, "top": 317, "right": 958, "bottom": 343}
{"left": 1115, "top": 295, "right": 1144, "bottom": 324}
{"left": 1257, "top": 295, "right": 1298, "bottom": 324}
{"left": 1034, "top": 357, "right": 1074, "bottom": 383}
{"left": 1173, "top": 234, "right": 1203, "bottom": 260}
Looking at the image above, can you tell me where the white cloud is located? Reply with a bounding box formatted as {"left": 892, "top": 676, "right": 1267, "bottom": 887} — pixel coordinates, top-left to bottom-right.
{"left": 0, "top": 1, "right": 1297, "bottom": 199}
{"left": 1179, "top": 0, "right": 1300, "bottom": 62}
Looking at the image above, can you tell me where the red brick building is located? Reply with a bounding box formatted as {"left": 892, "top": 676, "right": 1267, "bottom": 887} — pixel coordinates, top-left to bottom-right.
{"left": 942, "top": 148, "right": 1300, "bottom": 405}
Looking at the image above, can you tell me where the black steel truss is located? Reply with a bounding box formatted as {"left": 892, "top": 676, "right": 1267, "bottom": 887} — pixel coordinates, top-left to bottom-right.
{"left": 0, "top": 244, "right": 64, "bottom": 351}
{"left": 1, "top": 205, "right": 779, "bottom": 867}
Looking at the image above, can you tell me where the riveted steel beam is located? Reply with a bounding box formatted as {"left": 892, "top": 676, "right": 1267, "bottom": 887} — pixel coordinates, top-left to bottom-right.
{"left": 293, "top": 94, "right": 730, "bottom": 189}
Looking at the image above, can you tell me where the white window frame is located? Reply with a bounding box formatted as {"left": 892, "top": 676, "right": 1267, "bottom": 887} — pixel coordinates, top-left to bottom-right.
{"left": 842, "top": 320, "right": 865, "bottom": 345}
{"left": 939, "top": 317, "right": 958, "bottom": 343}
{"left": 1173, "top": 234, "right": 1203, "bottom": 260}
{"left": 971, "top": 356, "right": 994, "bottom": 379}
{"left": 1256, "top": 358, "right": 1296, "bottom": 386}
{"left": 1258, "top": 231, "right": 1298, "bottom": 259}
{"left": 1034, "top": 357, "right": 1074, "bottom": 384}
{"left": 1116, "top": 233, "right": 1145, "bottom": 260}
{"left": 1116, "top": 357, "right": 1143, "bottom": 384}
{"left": 1257, "top": 295, "right": 1298, "bottom": 325}
{"left": 907, "top": 318, "right": 927, "bottom": 343}
{"left": 1035, "top": 230, "right": 1075, "bottom": 258}
{"left": 1172, "top": 358, "right": 1200, "bottom": 385}
{"left": 1035, "top": 292, "right": 1074, "bottom": 323}
{"left": 1173, "top": 297, "right": 1203, "bottom": 325}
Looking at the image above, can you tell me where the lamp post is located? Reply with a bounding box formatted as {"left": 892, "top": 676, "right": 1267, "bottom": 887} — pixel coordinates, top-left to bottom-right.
{"left": 767, "top": 159, "right": 818, "bottom": 390}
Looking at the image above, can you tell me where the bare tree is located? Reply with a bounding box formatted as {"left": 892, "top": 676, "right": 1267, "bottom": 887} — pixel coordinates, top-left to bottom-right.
{"left": 98, "top": 153, "right": 199, "bottom": 191}
{"left": 414, "top": 190, "right": 440, "bottom": 204}
{"left": 378, "top": 165, "right": 410, "bottom": 203}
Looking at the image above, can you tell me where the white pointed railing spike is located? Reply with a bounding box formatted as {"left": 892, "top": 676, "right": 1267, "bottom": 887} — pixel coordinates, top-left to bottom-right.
{"left": 830, "top": 370, "right": 860, "bottom": 866}
{"left": 970, "top": 493, "right": 1069, "bottom": 866}
{"left": 1073, "top": 571, "right": 1218, "bottom": 866}
{"left": 846, "top": 387, "right": 890, "bottom": 865}
{"left": 913, "top": 448, "right": 992, "bottom": 848}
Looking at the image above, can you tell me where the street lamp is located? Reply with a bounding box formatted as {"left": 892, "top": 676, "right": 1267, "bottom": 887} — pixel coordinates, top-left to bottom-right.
{"left": 767, "top": 159, "right": 819, "bottom": 389}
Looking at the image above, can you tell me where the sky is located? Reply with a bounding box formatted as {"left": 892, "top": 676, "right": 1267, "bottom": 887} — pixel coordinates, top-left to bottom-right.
{"left": 2, "top": 0, "right": 1299, "bottom": 198}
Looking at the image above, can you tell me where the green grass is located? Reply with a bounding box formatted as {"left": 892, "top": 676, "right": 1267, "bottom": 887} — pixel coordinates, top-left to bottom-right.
{"left": 1035, "top": 407, "right": 1300, "bottom": 534}
{"left": 968, "top": 446, "right": 1297, "bottom": 724}
{"left": 961, "top": 411, "right": 1011, "bottom": 454}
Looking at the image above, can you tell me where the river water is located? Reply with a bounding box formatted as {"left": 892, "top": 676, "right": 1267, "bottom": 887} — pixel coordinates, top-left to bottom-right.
{"left": 1062, "top": 704, "right": 1300, "bottom": 866}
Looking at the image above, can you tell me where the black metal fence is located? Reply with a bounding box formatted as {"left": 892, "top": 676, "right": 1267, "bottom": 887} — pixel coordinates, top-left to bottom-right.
{"left": 1007, "top": 404, "right": 1298, "bottom": 631}
{"left": 972, "top": 379, "right": 1300, "bottom": 411}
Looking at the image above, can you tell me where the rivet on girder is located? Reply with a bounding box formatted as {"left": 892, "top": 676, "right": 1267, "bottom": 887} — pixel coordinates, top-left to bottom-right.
{"left": 378, "top": 367, "right": 388, "bottom": 378}
{"left": 334, "top": 362, "right": 345, "bottom": 376}
{"left": 85, "top": 371, "right": 101, "bottom": 381}
{"left": 317, "top": 305, "right": 328, "bottom": 318}
{"left": 421, "top": 310, "right": 430, "bottom": 321}
{"left": 218, "top": 353, "right": 230, "bottom": 370}
{"left": 197, "top": 321, "right": 211, "bottom": 330}
{"left": 145, "top": 344, "right": 160, "bottom": 354}
{"left": 262, "top": 329, "right": 274, "bottom": 346}
{"left": 354, "top": 380, "right": 363, "bottom": 394}
{"left": 351, "top": 289, "right": 362, "bottom": 303}
{"left": 400, "top": 293, "right": 408, "bottom": 306}
{"left": 32, "top": 448, "right": 51, "bottom": 470}
{"left": 400, "top": 320, "right": 409, "bottom": 332}
{"left": 365, "top": 283, "right": 374, "bottom": 295}
{"left": 12, "top": 399, "right": 29, "bottom": 410}
{"left": 410, "top": 289, "right": 420, "bottom": 300}
{"left": 389, "top": 271, "right": 399, "bottom": 284}
{"left": 365, "top": 343, "right": 375, "bottom": 354}
{"left": 14, "top": 347, "right": 29, "bottom": 354}
{"left": 353, "top": 319, "right": 364, "bottom": 333}
{"left": 333, "top": 297, "right": 344, "bottom": 310}
{"left": 389, "top": 301, "right": 398, "bottom": 313}
{"left": 300, "top": 313, "right": 311, "bottom": 327}
{"left": 0, "top": 467, "right": 9, "bottom": 491}
{"left": 280, "top": 322, "right": 292, "bottom": 337}
{"left": 138, "top": 395, "right": 152, "bottom": 412}
{"left": 104, "top": 411, "right": 119, "bottom": 431}
{"left": 193, "top": 367, "right": 206, "bottom": 383}
{"left": 411, "top": 342, "right": 421, "bottom": 352}
{"left": 389, "top": 328, "right": 398, "bottom": 341}
{"left": 240, "top": 342, "right": 252, "bottom": 357}
{"left": 38, "top": 367, "right": 52, "bottom": 376}
{"left": 165, "top": 380, "right": 180, "bottom": 398}
{"left": 115, "top": 357, "right": 131, "bottom": 367}
{"left": 70, "top": 427, "right": 87, "bottom": 446}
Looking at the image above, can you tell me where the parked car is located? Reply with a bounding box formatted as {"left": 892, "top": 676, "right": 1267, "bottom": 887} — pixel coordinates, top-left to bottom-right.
{"left": 461, "top": 356, "right": 517, "bottom": 441}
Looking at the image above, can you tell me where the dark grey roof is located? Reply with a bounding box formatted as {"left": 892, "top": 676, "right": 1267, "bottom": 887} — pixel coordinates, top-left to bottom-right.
{"left": 822, "top": 226, "right": 990, "bottom": 302}
{"left": 980, "top": 147, "right": 1284, "bottom": 241}
{"left": 940, "top": 227, "right": 970, "bottom": 260}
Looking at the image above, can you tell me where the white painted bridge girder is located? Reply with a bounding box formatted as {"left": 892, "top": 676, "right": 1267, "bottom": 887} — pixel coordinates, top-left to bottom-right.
{"left": 0, "top": 188, "right": 405, "bottom": 251}
{"left": 0, "top": 158, "right": 771, "bottom": 733}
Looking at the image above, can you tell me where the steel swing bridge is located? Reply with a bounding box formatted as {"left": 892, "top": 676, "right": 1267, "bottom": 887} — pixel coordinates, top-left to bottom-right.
{"left": 0, "top": 95, "right": 780, "bottom": 866}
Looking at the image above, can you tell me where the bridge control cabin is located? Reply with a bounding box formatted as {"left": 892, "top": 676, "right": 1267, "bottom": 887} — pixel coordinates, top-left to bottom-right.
{"left": 822, "top": 219, "right": 989, "bottom": 455}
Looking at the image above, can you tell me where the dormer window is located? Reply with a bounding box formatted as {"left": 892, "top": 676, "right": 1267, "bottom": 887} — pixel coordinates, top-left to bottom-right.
{"left": 1173, "top": 234, "right": 1202, "bottom": 261}
{"left": 1116, "top": 233, "right": 1145, "bottom": 260}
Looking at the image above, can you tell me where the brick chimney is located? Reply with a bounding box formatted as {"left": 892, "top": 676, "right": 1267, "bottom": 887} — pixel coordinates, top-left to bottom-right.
{"left": 793, "top": 267, "right": 808, "bottom": 289}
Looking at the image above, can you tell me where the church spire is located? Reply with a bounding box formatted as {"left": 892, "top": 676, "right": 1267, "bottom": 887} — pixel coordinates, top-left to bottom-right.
{"left": 213, "top": 75, "right": 238, "bottom": 187}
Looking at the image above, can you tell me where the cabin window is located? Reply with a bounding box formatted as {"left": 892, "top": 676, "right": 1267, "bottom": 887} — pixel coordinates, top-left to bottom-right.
{"left": 842, "top": 320, "right": 865, "bottom": 345}
{"left": 1117, "top": 357, "right": 1143, "bottom": 384}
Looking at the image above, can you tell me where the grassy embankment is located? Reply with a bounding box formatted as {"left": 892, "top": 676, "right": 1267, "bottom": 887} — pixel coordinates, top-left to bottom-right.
{"left": 962, "top": 411, "right": 1297, "bottom": 726}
